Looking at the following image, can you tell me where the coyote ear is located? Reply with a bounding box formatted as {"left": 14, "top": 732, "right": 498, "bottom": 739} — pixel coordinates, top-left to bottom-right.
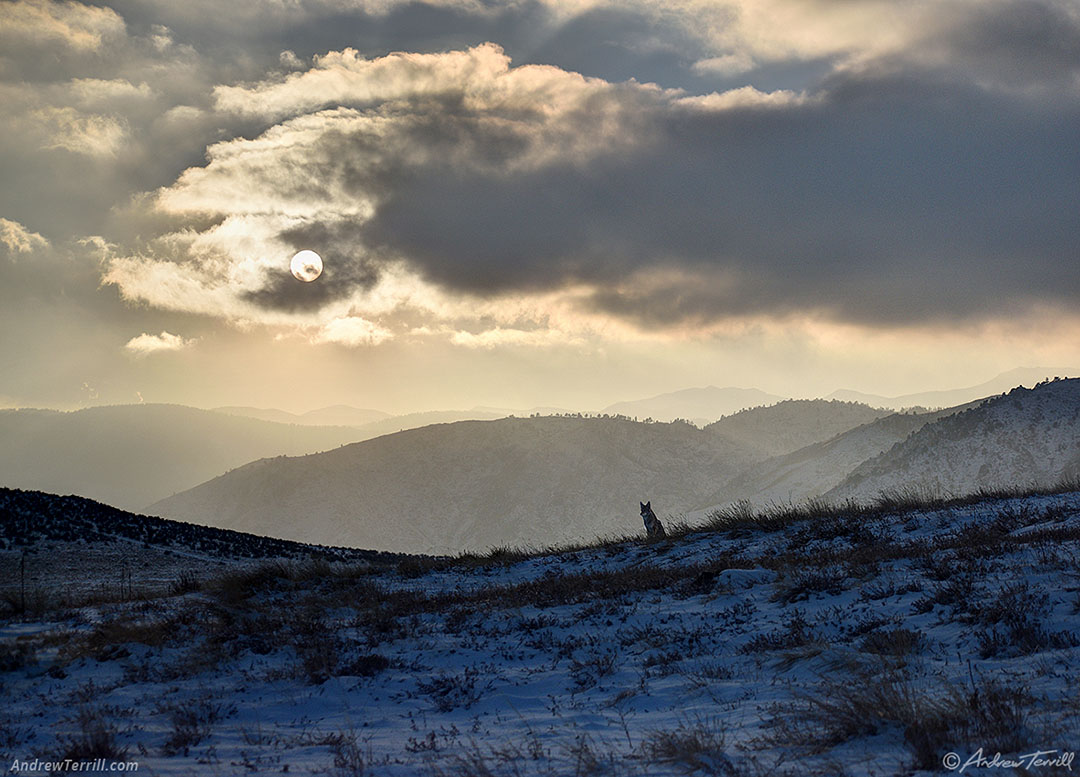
{"left": 640, "top": 502, "right": 646, "bottom": 510}
{"left": 645, "top": 501, "right": 651, "bottom": 509}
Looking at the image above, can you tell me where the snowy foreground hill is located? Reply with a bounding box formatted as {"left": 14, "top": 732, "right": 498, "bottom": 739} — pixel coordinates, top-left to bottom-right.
{"left": 3, "top": 486, "right": 1080, "bottom": 776}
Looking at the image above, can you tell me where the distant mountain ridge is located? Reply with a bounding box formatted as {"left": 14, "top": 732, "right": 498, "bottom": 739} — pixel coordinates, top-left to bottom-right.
{"left": 827, "top": 367, "right": 1078, "bottom": 410}
{"left": 603, "top": 386, "right": 785, "bottom": 424}
{"left": 151, "top": 383, "right": 1080, "bottom": 552}
{"left": 8, "top": 371, "right": 1078, "bottom": 557}
{"left": 349, "top": 409, "right": 509, "bottom": 438}
{"left": 150, "top": 416, "right": 762, "bottom": 554}
{"left": 215, "top": 405, "right": 391, "bottom": 427}
{"left": 705, "top": 399, "right": 886, "bottom": 459}
{"left": 0, "top": 405, "right": 366, "bottom": 511}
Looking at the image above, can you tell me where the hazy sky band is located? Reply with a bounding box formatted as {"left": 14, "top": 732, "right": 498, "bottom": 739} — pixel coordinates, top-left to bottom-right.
{"left": 1, "top": 0, "right": 1078, "bottom": 410}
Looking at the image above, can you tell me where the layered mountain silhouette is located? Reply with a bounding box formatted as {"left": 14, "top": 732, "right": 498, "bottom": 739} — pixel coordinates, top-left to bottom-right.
{"left": 0, "top": 404, "right": 366, "bottom": 510}
{"left": 826, "top": 366, "right": 1077, "bottom": 410}
{"left": 603, "top": 386, "right": 785, "bottom": 424}
{"left": 214, "top": 405, "right": 391, "bottom": 427}
{"left": 150, "top": 416, "right": 763, "bottom": 553}
{"left": 705, "top": 399, "right": 886, "bottom": 459}
{"left": 6, "top": 375, "right": 1079, "bottom": 556}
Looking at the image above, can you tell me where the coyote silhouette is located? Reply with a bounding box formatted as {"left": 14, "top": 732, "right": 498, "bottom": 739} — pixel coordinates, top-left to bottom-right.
{"left": 640, "top": 501, "right": 666, "bottom": 538}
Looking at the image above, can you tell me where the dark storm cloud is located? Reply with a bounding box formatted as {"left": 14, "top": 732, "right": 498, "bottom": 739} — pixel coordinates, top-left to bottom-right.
{"left": 361, "top": 64, "right": 1080, "bottom": 326}
{"left": 244, "top": 221, "right": 382, "bottom": 312}
{"left": 930, "top": 0, "right": 1080, "bottom": 88}
{"left": 520, "top": 5, "right": 711, "bottom": 87}
{"left": 7, "top": 0, "right": 1080, "bottom": 335}
{"left": 127, "top": 0, "right": 553, "bottom": 67}
{"left": 101, "top": 0, "right": 734, "bottom": 91}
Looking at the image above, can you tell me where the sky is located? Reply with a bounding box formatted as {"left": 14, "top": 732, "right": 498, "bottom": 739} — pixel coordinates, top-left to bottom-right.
{"left": 1, "top": 0, "right": 1079, "bottom": 414}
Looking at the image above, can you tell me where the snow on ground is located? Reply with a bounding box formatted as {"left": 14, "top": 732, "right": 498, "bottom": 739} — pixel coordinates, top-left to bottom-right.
{"left": 3, "top": 491, "right": 1080, "bottom": 776}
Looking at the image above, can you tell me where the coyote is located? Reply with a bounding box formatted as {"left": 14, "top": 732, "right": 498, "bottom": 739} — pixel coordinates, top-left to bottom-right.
{"left": 640, "top": 501, "right": 666, "bottom": 538}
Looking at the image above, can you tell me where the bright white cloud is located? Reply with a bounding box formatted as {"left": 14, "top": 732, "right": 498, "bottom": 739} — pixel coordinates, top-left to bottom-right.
{"left": 449, "top": 327, "right": 584, "bottom": 349}
{"left": 214, "top": 43, "right": 512, "bottom": 120}
{"left": 0, "top": 218, "right": 49, "bottom": 255}
{"left": 312, "top": 316, "right": 393, "bottom": 347}
{"left": 31, "top": 106, "right": 128, "bottom": 157}
{"left": 676, "top": 85, "right": 809, "bottom": 111}
{"left": 65, "top": 78, "right": 154, "bottom": 108}
{"left": 209, "top": 43, "right": 662, "bottom": 171}
{"left": 123, "top": 331, "right": 195, "bottom": 356}
{"left": 0, "top": 0, "right": 125, "bottom": 52}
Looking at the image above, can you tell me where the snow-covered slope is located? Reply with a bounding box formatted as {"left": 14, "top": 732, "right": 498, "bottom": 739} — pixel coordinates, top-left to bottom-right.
{"left": 713, "top": 406, "right": 970, "bottom": 508}
{"left": 5, "top": 488, "right": 1079, "bottom": 776}
{"left": 705, "top": 398, "right": 886, "bottom": 459}
{"left": 150, "top": 416, "right": 759, "bottom": 553}
{"left": 0, "top": 404, "right": 367, "bottom": 511}
{"left": 828, "top": 378, "right": 1080, "bottom": 503}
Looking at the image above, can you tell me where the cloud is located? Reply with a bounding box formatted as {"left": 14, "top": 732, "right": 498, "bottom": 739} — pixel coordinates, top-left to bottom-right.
{"left": 312, "top": 316, "right": 392, "bottom": 347}
{"left": 0, "top": 218, "right": 49, "bottom": 255}
{"left": 449, "top": 326, "right": 583, "bottom": 349}
{"left": 0, "top": 0, "right": 1073, "bottom": 359}
{"left": 104, "top": 43, "right": 667, "bottom": 322}
{"left": 675, "top": 85, "right": 809, "bottom": 110}
{"left": 30, "top": 106, "right": 129, "bottom": 157}
{"left": 99, "top": 21, "right": 1080, "bottom": 340}
{"left": 902, "top": 0, "right": 1080, "bottom": 92}
{"left": 213, "top": 43, "right": 514, "bottom": 120}
{"left": 123, "top": 330, "right": 195, "bottom": 356}
{"left": 0, "top": 0, "right": 125, "bottom": 53}
{"left": 65, "top": 78, "right": 155, "bottom": 109}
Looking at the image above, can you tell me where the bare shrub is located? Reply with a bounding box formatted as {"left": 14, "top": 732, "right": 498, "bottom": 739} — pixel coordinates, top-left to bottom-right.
{"left": 741, "top": 611, "right": 817, "bottom": 654}
{"left": 859, "top": 628, "right": 926, "bottom": 658}
{"left": 642, "top": 649, "right": 684, "bottom": 677}
{"left": 569, "top": 648, "right": 619, "bottom": 691}
{"left": 0, "top": 640, "right": 36, "bottom": 672}
{"left": 339, "top": 653, "right": 391, "bottom": 677}
{"left": 328, "top": 731, "right": 367, "bottom": 777}
{"left": 640, "top": 718, "right": 733, "bottom": 775}
{"left": 58, "top": 706, "right": 129, "bottom": 761}
{"left": 562, "top": 734, "right": 613, "bottom": 776}
{"left": 418, "top": 666, "right": 490, "bottom": 712}
{"left": 779, "top": 668, "right": 1037, "bottom": 772}
{"left": 159, "top": 697, "right": 235, "bottom": 756}
{"left": 972, "top": 582, "right": 1080, "bottom": 658}
{"left": 771, "top": 567, "right": 847, "bottom": 604}
{"left": 293, "top": 614, "right": 341, "bottom": 685}
{"left": 169, "top": 570, "right": 201, "bottom": 595}
{"left": 60, "top": 618, "right": 172, "bottom": 663}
